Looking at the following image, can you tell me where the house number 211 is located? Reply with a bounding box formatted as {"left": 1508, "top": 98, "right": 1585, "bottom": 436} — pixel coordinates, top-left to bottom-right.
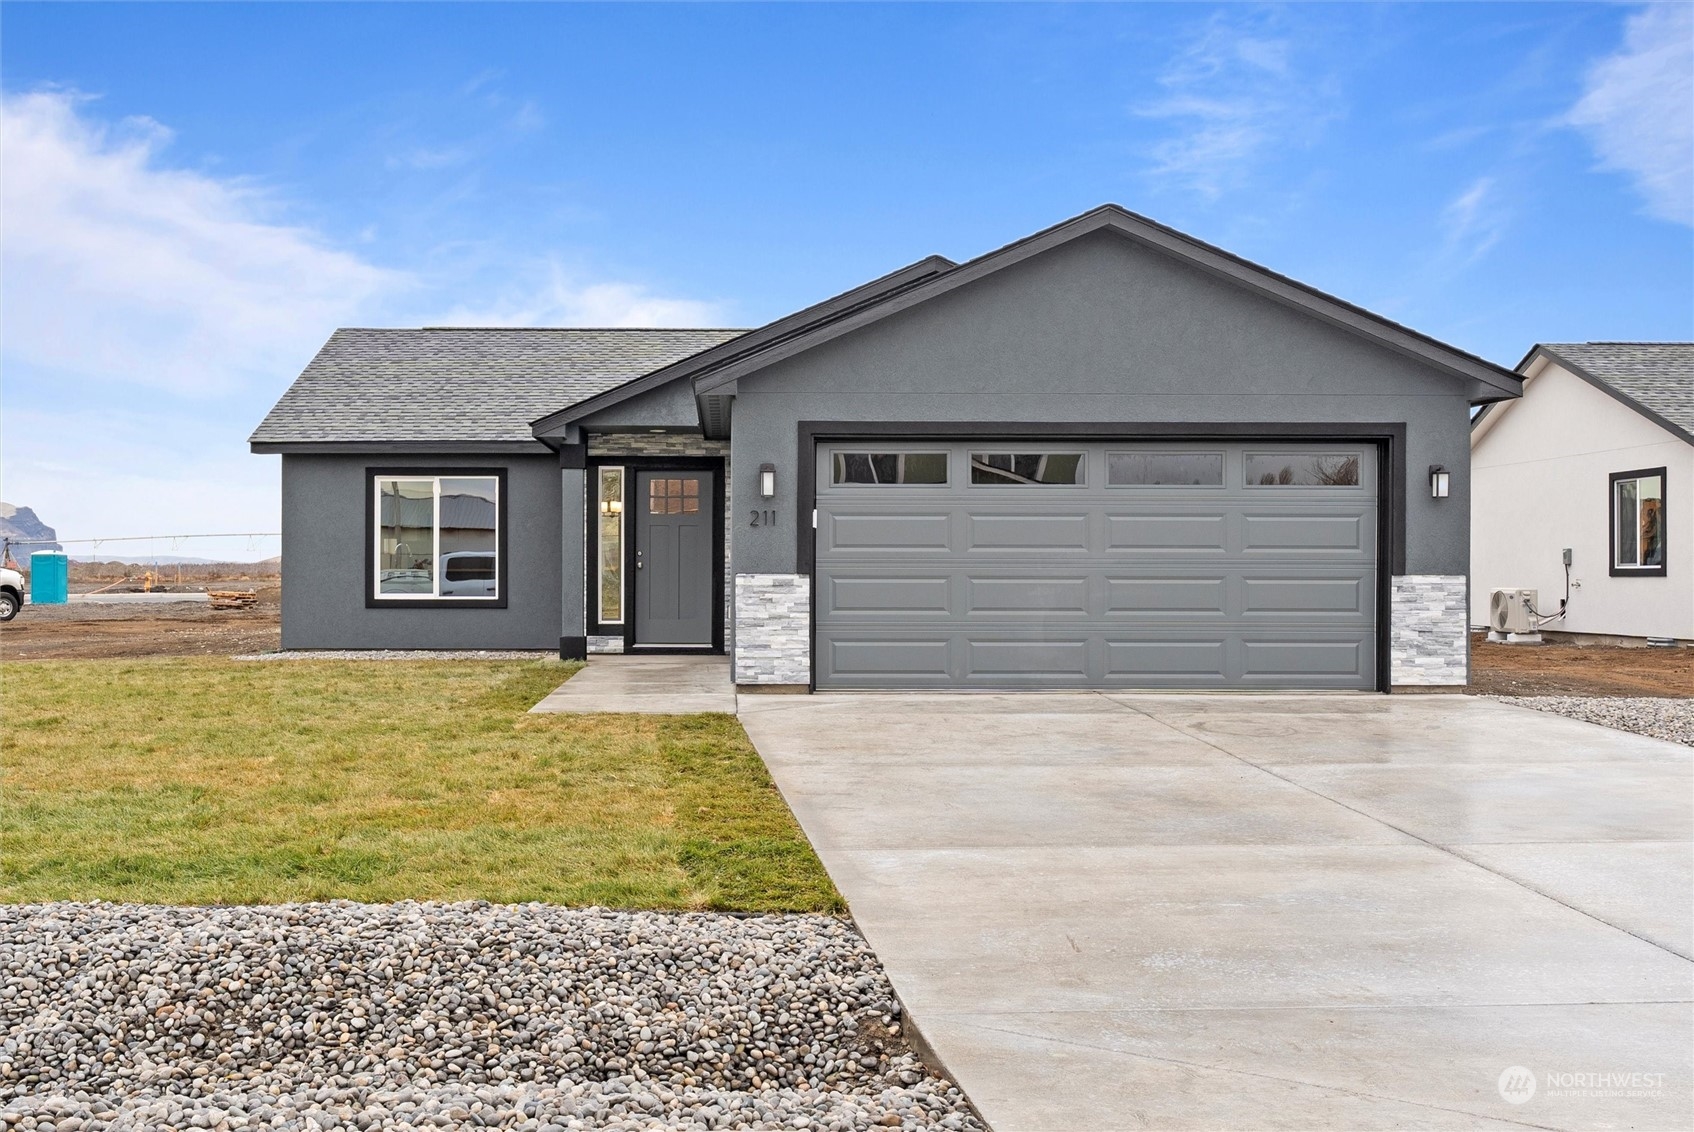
{"left": 748, "top": 509, "right": 778, "bottom": 527}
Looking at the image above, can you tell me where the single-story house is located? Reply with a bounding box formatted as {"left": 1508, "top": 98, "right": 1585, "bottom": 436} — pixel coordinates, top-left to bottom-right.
{"left": 1471, "top": 342, "right": 1692, "bottom": 643}
{"left": 251, "top": 204, "right": 1521, "bottom": 691}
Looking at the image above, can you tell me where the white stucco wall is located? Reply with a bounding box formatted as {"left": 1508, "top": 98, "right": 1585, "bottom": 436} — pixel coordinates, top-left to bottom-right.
{"left": 1470, "top": 358, "right": 1694, "bottom": 640}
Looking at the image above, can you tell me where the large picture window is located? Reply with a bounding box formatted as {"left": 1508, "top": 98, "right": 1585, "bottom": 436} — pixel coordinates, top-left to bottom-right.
{"left": 372, "top": 473, "right": 502, "bottom": 601}
{"left": 1610, "top": 467, "right": 1667, "bottom": 577}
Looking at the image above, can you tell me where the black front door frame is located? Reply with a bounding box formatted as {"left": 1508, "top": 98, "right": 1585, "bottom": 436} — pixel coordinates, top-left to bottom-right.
{"left": 586, "top": 455, "right": 725, "bottom": 655}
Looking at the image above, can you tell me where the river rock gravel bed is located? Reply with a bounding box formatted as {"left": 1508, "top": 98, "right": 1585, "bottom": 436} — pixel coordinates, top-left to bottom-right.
{"left": 1488, "top": 695, "right": 1694, "bottom": 746}
{"left": 1, "top": 902, "right": 982, "bottom": 1131}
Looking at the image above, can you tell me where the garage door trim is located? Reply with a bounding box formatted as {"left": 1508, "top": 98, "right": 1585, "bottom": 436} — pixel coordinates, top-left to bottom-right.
{"left": 796, "top": 421, "right": 1404, "bottom": 692}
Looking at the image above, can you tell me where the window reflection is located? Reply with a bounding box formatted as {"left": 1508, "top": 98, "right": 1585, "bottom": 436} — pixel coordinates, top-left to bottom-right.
{"left": 374, "top": 475, "right": 498, "bottom": 599}
{"left": 1245, "top": 453, "right": 1360, "bottom": 486}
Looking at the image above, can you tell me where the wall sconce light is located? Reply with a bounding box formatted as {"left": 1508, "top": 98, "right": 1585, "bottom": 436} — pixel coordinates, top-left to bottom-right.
{"left": 1429, "top": 465, "right": 1450, "bottom": 499}
{"left": 759, "top": 463, "right": 777, "bottom": 499}
{"left": 598, "top": 499, "right": 623, "bottom": 517}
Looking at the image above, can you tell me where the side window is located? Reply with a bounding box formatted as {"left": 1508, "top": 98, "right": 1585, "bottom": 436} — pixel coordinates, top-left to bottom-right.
{"left": 1611, "top": 468, "right": 1667, "bottom": 576}
{"left": 832, "top": 453, "right": 948, "bottom": 485}
{"left": 373, "top": 473, "right": 501, "bottom": 600}
{"left": 1245, "top": 453, "right": 1361, "bottom": 487}
{"left": 969, "top": 453, "right": 1084, "bottom": 486}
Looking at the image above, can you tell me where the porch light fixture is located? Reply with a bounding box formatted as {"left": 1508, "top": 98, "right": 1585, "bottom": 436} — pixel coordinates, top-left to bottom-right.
{"left": 759, "top": 463, "right": 777, "bottom": 499}
{"left": 599, "top": 498, "right": 623, "bottom": 517}
{"left": 1429, "top": 465, "right": 1450, "bottom": 499}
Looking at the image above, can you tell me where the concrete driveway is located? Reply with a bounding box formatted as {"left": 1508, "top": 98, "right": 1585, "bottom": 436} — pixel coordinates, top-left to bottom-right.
{"left": 736, "top": 693, "right": 1693, "bottom": 1131}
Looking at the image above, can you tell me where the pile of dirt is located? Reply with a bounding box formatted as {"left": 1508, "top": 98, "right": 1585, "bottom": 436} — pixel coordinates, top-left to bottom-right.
{"left": 1470, "top": 633, "right": 1693, "bottom": 698}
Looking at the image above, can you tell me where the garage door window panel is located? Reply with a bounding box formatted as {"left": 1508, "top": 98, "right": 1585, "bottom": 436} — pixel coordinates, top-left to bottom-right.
{"left": 1108, "top": 452, "right": 1224, "bottom": 487}
{"left": 833, "top": 453, "right": 948, "bottom": 485}
{"left": 1245, "top": 453, "right": 1362, "bottom": 487}
{"left": 970, "top": 453, "right": 1084, "bottom": 486}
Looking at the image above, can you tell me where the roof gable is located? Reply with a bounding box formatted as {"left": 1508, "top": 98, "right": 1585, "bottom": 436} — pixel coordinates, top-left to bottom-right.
{"left": 528, "top": 254, "right": 956, "bottom": 438}
{"left": 1474, "top": 342, "right": 1694, "bottom": 447}
{"left": 687, "top": 205, "right": 1521, "bottom": 404}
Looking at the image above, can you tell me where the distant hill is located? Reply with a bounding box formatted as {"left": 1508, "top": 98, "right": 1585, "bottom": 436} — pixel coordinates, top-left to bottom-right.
{"left": 0, "top": 502, "right": 61, "bottom": 551}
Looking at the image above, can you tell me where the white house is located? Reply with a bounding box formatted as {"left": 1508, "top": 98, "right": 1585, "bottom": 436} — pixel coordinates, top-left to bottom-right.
{"left": 1471, "top": 342, "right": 1693, "bottom": 643}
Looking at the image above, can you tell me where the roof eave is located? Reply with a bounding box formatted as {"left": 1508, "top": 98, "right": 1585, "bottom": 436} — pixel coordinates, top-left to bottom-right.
{"left": 250, "top": 439, "right": 554, "bottom": 455}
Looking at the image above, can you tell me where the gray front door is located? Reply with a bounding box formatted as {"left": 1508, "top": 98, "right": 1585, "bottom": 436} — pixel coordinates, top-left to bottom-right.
{"left": 814, "top": 441, "right": 1379, "bottom": 690}
{"left": 634, "top": 469, "right": 715, "bottom": 647}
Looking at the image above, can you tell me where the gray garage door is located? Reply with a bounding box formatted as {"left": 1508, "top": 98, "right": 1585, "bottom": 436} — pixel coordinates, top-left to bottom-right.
{"left": 814, "top": 441, "right": 1379, "bottom": 690}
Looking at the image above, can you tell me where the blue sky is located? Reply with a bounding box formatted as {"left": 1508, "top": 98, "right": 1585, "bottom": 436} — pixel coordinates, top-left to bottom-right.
{"left": 3, "top": 2, "right": 1690, "bottom": 558}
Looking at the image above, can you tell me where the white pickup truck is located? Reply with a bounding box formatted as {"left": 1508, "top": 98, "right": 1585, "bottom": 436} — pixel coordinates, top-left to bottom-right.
{"left": 0, "top": 565, "right": 23, "bottom": 621}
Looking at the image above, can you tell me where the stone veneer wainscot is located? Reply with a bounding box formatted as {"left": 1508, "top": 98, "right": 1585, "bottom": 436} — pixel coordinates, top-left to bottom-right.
{"left": 1390, "top": 574, "right": 1468, "bottom": 686}
{"left": 734, "top": 574, "right": 810, "bottom": 687}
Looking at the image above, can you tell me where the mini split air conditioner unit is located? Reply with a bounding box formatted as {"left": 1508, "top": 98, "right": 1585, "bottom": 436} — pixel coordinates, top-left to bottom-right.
{"left": 1490, "top": 589, "right": 1537, "bottom": 636}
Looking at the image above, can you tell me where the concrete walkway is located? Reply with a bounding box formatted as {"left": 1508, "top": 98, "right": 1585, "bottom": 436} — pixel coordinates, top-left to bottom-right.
{"left": 529, "top": 654, "right": 735, "bottom": 714}
{"left": 737, "top": 692, "right": 1693, "bottom": 1131}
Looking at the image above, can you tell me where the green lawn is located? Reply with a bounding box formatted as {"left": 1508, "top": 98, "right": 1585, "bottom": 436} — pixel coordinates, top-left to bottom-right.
{"left": 0, "top": 659, "right": 841, "bottom": 911}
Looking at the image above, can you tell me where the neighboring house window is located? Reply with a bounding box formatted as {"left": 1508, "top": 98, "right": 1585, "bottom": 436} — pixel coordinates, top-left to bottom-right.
{"left": 372, "top": 473, "right": 502, "bottom": 601}
{"left": 1610, "top": 467, "right": 1667, "bottom": 577}
{"left": 598, "top": 467, "right": 625, "bottom": 623}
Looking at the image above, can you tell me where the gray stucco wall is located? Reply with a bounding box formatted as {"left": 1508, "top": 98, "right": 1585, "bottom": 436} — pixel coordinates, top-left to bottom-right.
{"left": 727, "top": 229, "right": 1474, "bottom": 579}
{"left": 280, "top": 452, "right": 562, "bottom": 650}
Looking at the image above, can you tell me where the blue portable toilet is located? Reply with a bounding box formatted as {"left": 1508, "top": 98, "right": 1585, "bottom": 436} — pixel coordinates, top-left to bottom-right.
{"left": 29, "top": 550, "right": 68, "bottom": 604}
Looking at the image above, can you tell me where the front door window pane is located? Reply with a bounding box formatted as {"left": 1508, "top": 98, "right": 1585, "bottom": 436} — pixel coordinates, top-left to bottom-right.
{"left": 599, "top": 467, "right": 624, "bottom": 622}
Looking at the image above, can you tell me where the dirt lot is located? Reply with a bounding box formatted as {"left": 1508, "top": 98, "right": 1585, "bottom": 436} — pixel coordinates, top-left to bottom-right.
{"left": 1469, "top": 632, "right": 1693, "bottom": 697}
{"left": 0, "top": 588, "right": 281, "bottom": 660}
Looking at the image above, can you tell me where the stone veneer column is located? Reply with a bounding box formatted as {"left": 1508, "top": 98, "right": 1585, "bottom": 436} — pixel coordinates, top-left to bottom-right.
{"left": 1390, "top": 575, "right": 1468, "bottom": 686}
{"left": 734, "top": 574, "right": 810, "bottom": 688}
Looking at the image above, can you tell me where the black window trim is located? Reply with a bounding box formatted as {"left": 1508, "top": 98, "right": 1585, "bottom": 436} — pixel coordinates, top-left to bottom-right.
{"left": 1608, "top": 465, "right": 1668, "bottom": 578}
{"left": 365, "top": 466, "right": 509, "bottom": 609}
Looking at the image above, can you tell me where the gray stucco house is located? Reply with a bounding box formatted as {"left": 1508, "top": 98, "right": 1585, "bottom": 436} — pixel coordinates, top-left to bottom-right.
{"left": 252, "top": 205, "right": 1521, "bottom": 691}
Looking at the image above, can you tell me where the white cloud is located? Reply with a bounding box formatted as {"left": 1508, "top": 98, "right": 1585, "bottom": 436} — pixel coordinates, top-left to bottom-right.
{"left": 0, "top": 91, "right": 726, "bottom": 547}
{"left": 0, "top": 89, "right": 404, "bottom": 396}
{"left": 1440, "top": 176, "right": 1509, "bottom": 265}
{"left": 433, "top": 262, "right": 727, "bottom": 328}
{"left": 1137, "top": 12, "right": 1339, "bottom": 199}
{"left": 1567, "top": 3, "right": 1694, "bottom": 226}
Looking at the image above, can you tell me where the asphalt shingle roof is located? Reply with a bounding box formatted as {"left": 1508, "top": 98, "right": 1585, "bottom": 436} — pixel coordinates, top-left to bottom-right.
{"left": 1542, "top": 342, "right": 1694, "bottom": 438}
{"left": 250, "top": 328, "right": 749, "bottom": 445}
